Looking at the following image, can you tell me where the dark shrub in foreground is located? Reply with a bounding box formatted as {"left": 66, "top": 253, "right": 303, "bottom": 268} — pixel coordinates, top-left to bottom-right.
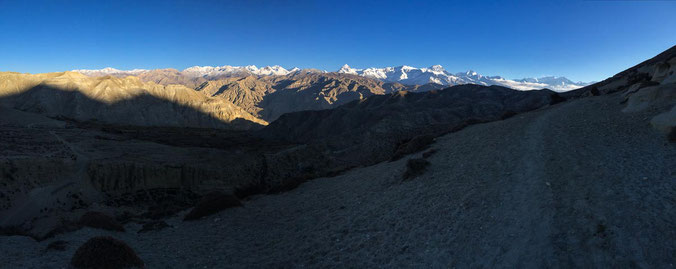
{"left": 668, "top": 126, "right": 676, "bottom": 142}
{"left": 79, "top": 211, "right": 125, "bottom": 232}
{"left": 403, "top": 158, "right": 430, "bottom": 180}
{"left": 183, "top": 191, "right": 242, "bottom": 221}
{"left": 71, "top": 236, "right": 143, "bottom": 269}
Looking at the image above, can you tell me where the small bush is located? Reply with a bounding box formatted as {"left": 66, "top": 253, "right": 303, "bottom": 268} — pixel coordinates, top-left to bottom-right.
{"left": 403, "top": 158, "right": 430, "bottom": 180}
{"left": 71, "top": 236, "right": 144, "bottom": 269}
{"left": 79, "top": 212, "right": 125, "bottom": 232}
{"left": 668, "top": 126, "right": 676, "bottom": 142}
{"left": 183, "top": 191, "right": 242, "bottom": 221}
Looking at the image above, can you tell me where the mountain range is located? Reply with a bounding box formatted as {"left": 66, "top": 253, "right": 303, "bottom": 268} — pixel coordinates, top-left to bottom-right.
{"left": 74, "top": 65, "right": 591, "bottom": 92}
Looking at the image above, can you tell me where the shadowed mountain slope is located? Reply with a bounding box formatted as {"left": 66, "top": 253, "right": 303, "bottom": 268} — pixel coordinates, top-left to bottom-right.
{"left": 0, "top": 72, "right": 265, "bottom": 129}
{"left": 264, "top": 85, "right": 563, "bottom": 143}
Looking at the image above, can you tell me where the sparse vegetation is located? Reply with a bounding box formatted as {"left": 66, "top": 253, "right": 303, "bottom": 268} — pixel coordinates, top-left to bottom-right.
{"left": 668, "top": 126, "right": 676, "bottom": 142}
{"left": 403, "top": 158, "right": 430, "bottom": 180}
{"left": 71, "top": 236, "right": 144, "bottom": 269}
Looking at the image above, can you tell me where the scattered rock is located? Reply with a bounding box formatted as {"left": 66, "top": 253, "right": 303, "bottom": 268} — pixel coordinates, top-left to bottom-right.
{"left": 137, "top": 220, "right": 170, "bottom": 233}
{"left": 45, "top": 240, "right": 68, "bottom": 251}
{"left": 79, "top": 212, "right": 125, "bottom": 232}
{"left": 71, "top": 236, "right": 144, "bottom": 269}
{"left": 403, "top": 158, "right": 430, "bottom": 180}
{"left": 183, "top": 191, "right": 242, "bottom": 221}
{"left": 391, "top": 134, "right": 436, "bottom": 161}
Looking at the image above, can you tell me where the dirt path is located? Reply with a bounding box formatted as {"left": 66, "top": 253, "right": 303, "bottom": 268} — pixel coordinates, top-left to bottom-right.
{"left": 1, "top": 93, "right": 674, "bottom": 268}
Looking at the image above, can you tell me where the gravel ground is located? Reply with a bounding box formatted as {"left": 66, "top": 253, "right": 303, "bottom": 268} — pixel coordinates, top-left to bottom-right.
{"left": 2, "top": 93, "right": 674, "bottom": 268}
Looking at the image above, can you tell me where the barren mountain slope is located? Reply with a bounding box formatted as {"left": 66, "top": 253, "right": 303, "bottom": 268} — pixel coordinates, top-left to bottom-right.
{"left": 135, "top": 69, "right": 208, "bottom": 89}
{"left": 0, "top": 72, "right": 266, "bottom": 129}
{"left": 3, "top": 88, "right": 672, "bottom": 268}
{"left": 194, "top": 72, "right": 443, "bottom": 121}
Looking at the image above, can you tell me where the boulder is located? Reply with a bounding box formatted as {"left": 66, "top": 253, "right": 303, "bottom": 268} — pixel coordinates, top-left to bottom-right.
{"left": 622, "top": 84, "right": 676, "bottom": 113}
{"left": 651, "top": 62, "right": 671, "bottom": 83}
{"left": 71, "top": 236, "right": 144, "bottom": 269}
{"left": 650, "top": 105, "right": 676, "bottom": 139}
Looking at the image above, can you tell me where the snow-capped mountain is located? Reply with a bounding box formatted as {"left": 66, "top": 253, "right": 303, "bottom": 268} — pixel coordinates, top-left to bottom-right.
{"left": 75, "top": 65, "right": 297, "bottom": 78}
{"left": 74, "top": 65, "right": 590, "bottom": 92}
{"left": 182, "top": 65, "right": 293, "bottom": 77}
{"left": 337, "top": 64, "right": 590, "bottom": 92}
{"left": 72, "top": 67, "right": 149, "bottom": 77}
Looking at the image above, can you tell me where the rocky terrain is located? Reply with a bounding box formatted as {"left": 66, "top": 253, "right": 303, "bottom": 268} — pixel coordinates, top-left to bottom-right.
{"left": 0, "top": 72, "right": 265, "bottom": 129}
{"left": 0, "top": 45, "right": 674, "bottom": 268}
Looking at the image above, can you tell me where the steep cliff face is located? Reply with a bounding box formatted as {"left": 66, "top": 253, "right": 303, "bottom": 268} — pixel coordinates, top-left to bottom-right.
{"left": 0, "top": 72, "right": 266, "bottom": 129}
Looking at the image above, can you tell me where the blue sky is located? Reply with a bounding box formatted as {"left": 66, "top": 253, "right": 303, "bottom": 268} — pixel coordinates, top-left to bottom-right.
{"left": 0, "top": 0, "right": 674, "bottom": 82}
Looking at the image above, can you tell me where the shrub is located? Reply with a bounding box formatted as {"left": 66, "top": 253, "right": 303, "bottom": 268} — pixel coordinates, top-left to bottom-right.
{"left": 183, "top": 191, "right": 242, "bottom": 221}
{"left": 79, "top": 212, "right": 125, "bottom": 232}
{"left": 71, "top": 236, "right": 144, "bottom": 269}
{"left": 402, "top": 158, "right": 430, "bottom": 180}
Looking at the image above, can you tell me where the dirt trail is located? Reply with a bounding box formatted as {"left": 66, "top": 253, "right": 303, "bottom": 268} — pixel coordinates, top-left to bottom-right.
{"left": 1, "top": 93, "right": 674, "bottom": 268}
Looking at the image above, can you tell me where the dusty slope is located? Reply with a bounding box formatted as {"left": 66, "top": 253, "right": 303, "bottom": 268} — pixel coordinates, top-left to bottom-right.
{"left": 3, "top": 91, "right": 673, "bottom": 268}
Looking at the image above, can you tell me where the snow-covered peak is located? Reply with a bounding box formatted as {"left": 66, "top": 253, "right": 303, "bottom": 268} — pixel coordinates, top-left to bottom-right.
{"left": 181, "top": 65, "right": 292, "bottom": 77}
{"left": 429, "top": 65, "right": 445, "bottom": 72}
{"left": 73, "top": 67, "right": 149, "bottom": 76}
{"left": 333, "top": 64, "right": 590, "bottom": 92}
{"left": 338, "top": 64, "right": 362, "bottom": 75}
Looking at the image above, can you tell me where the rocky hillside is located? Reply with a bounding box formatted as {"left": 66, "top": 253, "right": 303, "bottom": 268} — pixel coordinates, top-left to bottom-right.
{"left": 195, "top": 73, "right": 443, "bottom": 121}
{"left": 563, "top": 45, "right": 676, "bottom": 137}
{"left": 262, "top": 84, "right": 564, "bottom": 166}
{"left": 0, "top": 72, "right": 265, "bottom": 129}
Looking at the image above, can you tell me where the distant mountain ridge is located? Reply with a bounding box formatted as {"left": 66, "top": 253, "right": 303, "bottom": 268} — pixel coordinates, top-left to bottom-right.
{"left": 338, "top": 64, "right": 590, "bottom": 92}
{"left": 74, "top": 65, "right": 590, "bottom": 92}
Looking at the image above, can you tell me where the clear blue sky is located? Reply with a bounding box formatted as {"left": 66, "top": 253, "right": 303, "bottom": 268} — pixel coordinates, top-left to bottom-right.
{"left": 0, "top": 0, "right": 674, "bottom": 82}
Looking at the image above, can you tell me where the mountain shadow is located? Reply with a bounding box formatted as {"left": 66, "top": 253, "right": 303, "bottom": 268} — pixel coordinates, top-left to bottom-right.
{"left": 0, "top": 84, "right": 264, "bottom": 130}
